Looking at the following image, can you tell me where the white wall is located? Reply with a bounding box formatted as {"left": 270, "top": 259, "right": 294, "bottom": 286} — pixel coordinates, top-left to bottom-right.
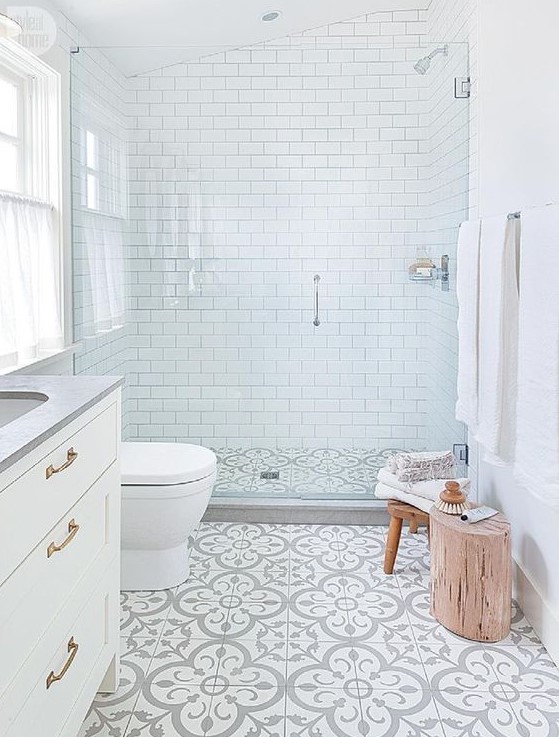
{"left": 476, "top": 0, "right": 559, "bottom": 660}
{"left": 478, "top": 0, "right": 559, "bottom": 215}
{"left": 126, "top": 10, "right": 434, "bottom": 449}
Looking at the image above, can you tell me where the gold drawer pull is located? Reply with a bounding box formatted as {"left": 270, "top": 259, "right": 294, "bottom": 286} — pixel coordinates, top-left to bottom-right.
{"left": 46, "top": 448, "right": 78, "bottom": 479}
{"left": 47, "top": 519, "right": 80, "bottom": 558}
{"left": 46, "top": 637, "right": 79, "bottom": 689}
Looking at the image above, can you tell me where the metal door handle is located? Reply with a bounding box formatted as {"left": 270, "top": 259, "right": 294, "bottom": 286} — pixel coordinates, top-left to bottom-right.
{"left": 313, "top": 275, "right": 320, "bottom": 327}
{"left": 46, "top": 637, "right": 79, "bottom": 689}
{"left": 46, "top": 448, "right": 78, "bottom": 479}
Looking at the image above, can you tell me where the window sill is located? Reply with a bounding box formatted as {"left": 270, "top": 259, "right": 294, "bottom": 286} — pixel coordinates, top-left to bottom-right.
{"left": 0, "top": 345, "right": 80, "bottom": 377}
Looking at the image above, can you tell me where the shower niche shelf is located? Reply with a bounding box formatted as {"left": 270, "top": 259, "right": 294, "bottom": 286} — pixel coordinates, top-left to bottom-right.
{"left": 409, "top": 255, "right": 449, "bottom": 291}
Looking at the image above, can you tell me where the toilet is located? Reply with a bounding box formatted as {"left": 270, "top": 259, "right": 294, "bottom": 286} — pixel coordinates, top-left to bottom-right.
{"left": 120, "top": 442, "right": 217, "bottom": 591}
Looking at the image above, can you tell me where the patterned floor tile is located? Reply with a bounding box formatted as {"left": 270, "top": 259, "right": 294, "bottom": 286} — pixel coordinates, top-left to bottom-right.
{"left": 290, "top": 469, "right": 332, "bottom": 497}
{"left": 351, "top": 641, "right": 430, "bottom": 692}
{"left": 230, "top": 567, "right": 290, "bottom": 601}
{"left": 149, "top": 638, "right": 223, "bottom": 684}
{"left": 215, "top": 639, "right": 288, "bottom": 686}
{"left": 285, "top": 687, "right": 363, "bottom": 737}
{"left": 508, "top": 690, "right": 559, "bottom": 737}
{"left": 288, "top": 575, "right": 353, "bottom": 642}
{"left": 235, "top": 525, "right": 291, "bottom": 569}
{"left": 204, "top": 687, "right": 286, "bottom": 737}
{"left": 211, "top": 446, "right": 408, "bottom": 499}
{"left": 433, "top": 689, "right": 521, "bottom": 737}
{"left": 120, "top": 590, "right": 174, "bottom": 638}
{"left": 81, "top": 521, "right": 555, "bottom": 737}
{"left": 286, "top": 641, "right": 360, "bottom": 691}
{"left": 173, "top": 569, "right": 238, "bottom": 604}
{"left": 79, "top": 637, "right": 157, "bottom": 737}
{"left": 335, "top": 528, "right": 387, "bottom": 571}
{"left": 341, "top": 574, "right": 414, "bottom": 643}
{"left": 249, "top": 474, "right": 293, "bottom": 496}
{"left": 189, "top": 524, "right": 245, "bottom": 571}
{"left": 419, "top": 643, "right": 503, "bottom": 693}
{"left": 223, "top": 599, "right": 289, "bottom": 641}
{"left": 163, "top": 597, "right": 232, "bottom": 640}
{"left": 124, "top": 684, "right": 213, "bottom": 737}
{"left": 358, "top": 689, "right": 445, "bottom": 737}
{"left": 490, "top": 645, "right": 559, "bottom": 693}
{"left": 290, "top": 525, "right": 344, "bottom": 573}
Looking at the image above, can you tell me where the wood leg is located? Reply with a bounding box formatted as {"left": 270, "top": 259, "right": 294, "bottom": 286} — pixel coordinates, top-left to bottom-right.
{"left": 384, "top": 516, "right": 403, "bottom": 575}
{"left": 409, "top": 517, "right": 419, "bottom": 534}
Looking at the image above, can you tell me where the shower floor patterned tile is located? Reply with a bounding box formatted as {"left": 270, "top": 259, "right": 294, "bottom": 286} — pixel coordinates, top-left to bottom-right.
{"left": 211, "top": 447, "right": 403, "bottom": 499}
{"left": 79, "top": 523, "right": 559, "bottom": 737}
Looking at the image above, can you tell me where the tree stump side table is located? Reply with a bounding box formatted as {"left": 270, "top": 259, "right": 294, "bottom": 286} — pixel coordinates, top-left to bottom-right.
{"left": 430, "top": 507, "right": 512, "bottom": 642}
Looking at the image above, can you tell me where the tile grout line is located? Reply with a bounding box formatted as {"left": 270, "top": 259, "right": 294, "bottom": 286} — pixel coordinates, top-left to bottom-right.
{"left": 334, "top": 524, "right": 369, "bottom": 724}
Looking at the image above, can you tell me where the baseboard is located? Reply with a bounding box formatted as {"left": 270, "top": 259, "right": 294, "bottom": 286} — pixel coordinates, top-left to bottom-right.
{"left": 205, "top": 498, "right": 389, "bottom": 525}
{"left": 513, "top": 558, "right": 559, "bottom": 667}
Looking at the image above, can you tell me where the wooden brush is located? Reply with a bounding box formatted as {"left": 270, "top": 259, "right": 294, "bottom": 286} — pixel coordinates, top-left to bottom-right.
{"left": 435, "top": 481, "right": 471, "bottom": 516}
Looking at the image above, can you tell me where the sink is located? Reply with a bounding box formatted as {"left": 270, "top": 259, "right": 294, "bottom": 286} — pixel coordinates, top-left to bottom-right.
{"left": 0, "top": 392, "right": 48, "bottom": 429}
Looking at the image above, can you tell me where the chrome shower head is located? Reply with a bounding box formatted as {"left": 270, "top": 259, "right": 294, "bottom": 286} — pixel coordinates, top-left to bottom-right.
{"left": 414, "top": 57, "right": 431, "bottom": 75}
{"left": 414, "top": 45, "right": 449, "bottom": 75}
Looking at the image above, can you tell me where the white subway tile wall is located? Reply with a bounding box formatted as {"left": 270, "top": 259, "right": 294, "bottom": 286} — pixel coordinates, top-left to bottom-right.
{"left": 125, "top": 10, "right": 461, "bottom": 449}
{"left": 64, "top": 4, "right": 474, "bottom": 456}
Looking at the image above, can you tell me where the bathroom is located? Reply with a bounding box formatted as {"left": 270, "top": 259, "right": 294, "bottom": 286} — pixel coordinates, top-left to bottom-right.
{"left": 0, "top": 0, "right": 558, "bottom": 734}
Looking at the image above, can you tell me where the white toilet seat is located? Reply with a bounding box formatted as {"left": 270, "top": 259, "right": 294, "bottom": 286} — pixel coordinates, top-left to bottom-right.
{"left": 121, "top": 442, "right": 216, "bottom": 485}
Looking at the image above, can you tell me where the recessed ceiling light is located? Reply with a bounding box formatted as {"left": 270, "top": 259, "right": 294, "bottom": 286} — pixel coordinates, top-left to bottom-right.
{"left": 261, "top": 11, "right": 282, "bottom": 22}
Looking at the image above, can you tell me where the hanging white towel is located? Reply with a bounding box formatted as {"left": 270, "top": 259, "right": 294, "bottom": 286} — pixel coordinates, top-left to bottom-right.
{"left": 456, "top": 219, "right": 482, "bottom": 432}
{"left": 374, "top": 483, "right": 434, "bottom": 514}
{"left": 514, "top": 205, "right": 559, "bottom": 507}
{"left": 475, "top": 216, "right": 520, "bottom": 464}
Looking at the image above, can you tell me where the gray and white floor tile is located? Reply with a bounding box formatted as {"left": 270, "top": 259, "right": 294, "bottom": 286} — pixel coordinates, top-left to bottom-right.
{"left": 83, "top": 521, "right": 559, "bottom": 737}
{"left": 210, "top": 446, "right": 408, "bottom": 499}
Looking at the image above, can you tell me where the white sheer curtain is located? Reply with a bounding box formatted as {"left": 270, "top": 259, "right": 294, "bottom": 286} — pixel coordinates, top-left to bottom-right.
{"left": 0, "top": 192, "right": 63, "bottom": 369}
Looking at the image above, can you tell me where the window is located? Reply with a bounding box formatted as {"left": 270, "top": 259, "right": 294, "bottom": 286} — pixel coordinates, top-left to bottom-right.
{"left": 0, "top": 72, "right": 21, "bottom": 192}
{"left": 0, "top": 39, "right": 64, "bottom": 370}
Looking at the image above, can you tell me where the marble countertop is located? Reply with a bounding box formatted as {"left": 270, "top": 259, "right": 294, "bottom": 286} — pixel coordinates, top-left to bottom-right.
{"left": 0, "top": 375, "right": 123, "bottom": 474}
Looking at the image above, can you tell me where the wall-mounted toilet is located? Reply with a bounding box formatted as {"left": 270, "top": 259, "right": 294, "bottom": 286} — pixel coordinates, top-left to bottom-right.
{"left": 120, "top": 442, "right": 217, "bottom": 591}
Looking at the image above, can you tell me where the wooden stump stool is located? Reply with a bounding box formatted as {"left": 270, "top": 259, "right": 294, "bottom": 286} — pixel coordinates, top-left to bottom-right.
{"left": 430, "top": 507, "right": 512, "bottom": 642}
{"left": 384, "top": 500, "right": 430, "bottom": 574}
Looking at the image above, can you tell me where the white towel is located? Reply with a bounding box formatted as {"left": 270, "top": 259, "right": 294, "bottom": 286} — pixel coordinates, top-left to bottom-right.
{"left": 514, "top": 205, "right": 559, "bottom": 507}
{"left": 475, "top": 216, "right": 520, "bottom": 464}
{"left": 374, "top": 483, "right": 434, "bottom": 514}
{"left": 456, "top": 219, "right": 482, "bottom": 432}
{"left": 377, "top": 468, "right": 470, "bottom": 502}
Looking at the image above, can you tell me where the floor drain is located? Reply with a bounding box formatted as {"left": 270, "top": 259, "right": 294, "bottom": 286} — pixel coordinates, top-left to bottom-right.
{"left": 260, "top": 471, "right": 280, "bottom": 480}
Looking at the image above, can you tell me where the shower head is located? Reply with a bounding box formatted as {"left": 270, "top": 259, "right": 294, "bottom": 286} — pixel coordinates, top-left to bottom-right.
{"left": 414, "top": 45, "right": 449, "bottom": 75}
{"left": 414, "top": 57, "right": 431, "bottom": 75}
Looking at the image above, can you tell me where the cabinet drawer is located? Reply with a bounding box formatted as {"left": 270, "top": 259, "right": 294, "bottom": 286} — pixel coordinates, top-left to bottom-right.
{"left": 0, "top": 575, "right": 116, "bottom": 737}
{"left": 0, "top": 401, "right": 118, "bottom": 587}
{"left": 0, "top": 463, "right": 120, "bottom": 699}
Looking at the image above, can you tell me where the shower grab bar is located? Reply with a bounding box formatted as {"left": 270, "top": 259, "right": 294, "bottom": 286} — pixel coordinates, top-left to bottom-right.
{"left": 313, "top": 274, "right": 321, "bottom": 327}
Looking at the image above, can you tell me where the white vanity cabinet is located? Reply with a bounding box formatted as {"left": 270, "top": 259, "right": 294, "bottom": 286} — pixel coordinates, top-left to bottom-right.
{"left": 0, "top": 387, "right": 121, "bottom": 737}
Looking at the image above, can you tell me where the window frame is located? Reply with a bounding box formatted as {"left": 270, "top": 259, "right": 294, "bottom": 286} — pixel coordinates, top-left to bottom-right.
{"left": 0, "top": 38, "right": 70, "bottom": 368}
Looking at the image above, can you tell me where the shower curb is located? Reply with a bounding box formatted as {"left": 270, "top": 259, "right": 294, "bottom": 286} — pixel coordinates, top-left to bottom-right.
{"left": 204, "top": 498, "right": 389, "bottom": 525}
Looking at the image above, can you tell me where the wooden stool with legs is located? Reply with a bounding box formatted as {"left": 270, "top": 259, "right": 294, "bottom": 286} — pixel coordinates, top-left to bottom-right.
{"left": 384, "top": 500, "right": 430, "bottom": 574}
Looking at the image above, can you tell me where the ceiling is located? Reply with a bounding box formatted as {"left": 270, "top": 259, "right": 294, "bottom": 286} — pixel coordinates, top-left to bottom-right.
{"left": 47, "top": 0, "right": 429, "bottom": 76}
